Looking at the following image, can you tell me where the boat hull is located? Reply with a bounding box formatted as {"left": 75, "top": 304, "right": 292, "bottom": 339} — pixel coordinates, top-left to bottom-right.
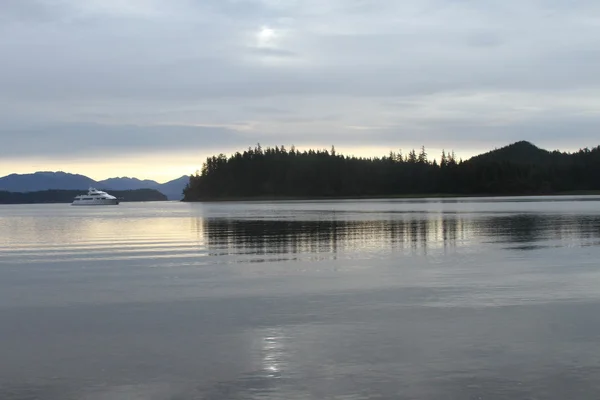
{"left": 71, "top": 199, "right": 120, "bottom": 206}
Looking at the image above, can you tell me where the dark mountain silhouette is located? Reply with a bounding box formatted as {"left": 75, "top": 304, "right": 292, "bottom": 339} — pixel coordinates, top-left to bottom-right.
{"left": 0, "top": 172, "right": 189, "bottom": 200}
{"left": 97, "top": 177, "right": 160, "bottom": 191}
{"left": 466, "top": 141, "right": 567, "bottom": 165}
{"left": 0, "top": 171, "right": 96, "bottom": 192}
{"left": 155, "top": 176, "right": 189, "bottom": 200}
{"left": 98, "top": 175, "right": 189, "bottom": 199}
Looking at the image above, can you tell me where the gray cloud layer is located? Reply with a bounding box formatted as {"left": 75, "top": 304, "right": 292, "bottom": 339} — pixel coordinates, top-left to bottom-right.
{"left": 2, "top": 0, "right": 600, "bottom": 160}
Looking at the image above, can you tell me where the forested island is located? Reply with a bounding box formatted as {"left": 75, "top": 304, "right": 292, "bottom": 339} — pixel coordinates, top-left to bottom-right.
{"left": 182, "top": 141, "right": 600, "bottom": 201}
{"left": 0, "top": 189, "right": 167, "bottom": 204}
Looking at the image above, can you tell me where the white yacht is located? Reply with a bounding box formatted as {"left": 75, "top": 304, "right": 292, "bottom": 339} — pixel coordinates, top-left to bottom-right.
{"left": 72, "top": 187, "right": 120, "bottom": 206}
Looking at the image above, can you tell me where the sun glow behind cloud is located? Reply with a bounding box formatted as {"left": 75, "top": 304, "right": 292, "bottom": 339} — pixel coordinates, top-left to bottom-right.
{"left": 257, "top": 26, "right": 277, "bottom": 48}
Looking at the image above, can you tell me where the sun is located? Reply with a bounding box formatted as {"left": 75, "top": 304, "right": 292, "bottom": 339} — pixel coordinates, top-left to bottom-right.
{"left": 257, "top": 25, "right": 277, "bottom": 47}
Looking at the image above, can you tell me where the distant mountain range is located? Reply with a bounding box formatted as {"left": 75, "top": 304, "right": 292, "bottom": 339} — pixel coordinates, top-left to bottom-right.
{"left": 0, "top": 172, "right": 189, "bottom": 200}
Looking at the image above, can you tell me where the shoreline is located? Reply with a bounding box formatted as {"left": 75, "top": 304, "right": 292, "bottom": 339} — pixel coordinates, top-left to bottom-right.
{"left": 182, "top": 191, "right": 600, "bottom": 203}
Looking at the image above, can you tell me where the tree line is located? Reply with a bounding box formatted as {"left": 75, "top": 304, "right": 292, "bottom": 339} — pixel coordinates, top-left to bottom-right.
{"left": 182, "top": 141, "right": 600, "bottom": 200}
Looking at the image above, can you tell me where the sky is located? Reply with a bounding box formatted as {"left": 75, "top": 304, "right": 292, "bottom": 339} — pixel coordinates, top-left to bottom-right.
{"left": 2, "top": 0, "right": 600, "bottom": 182}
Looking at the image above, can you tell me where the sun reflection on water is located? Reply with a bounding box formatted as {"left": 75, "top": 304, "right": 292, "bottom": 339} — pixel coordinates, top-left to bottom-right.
{"left": 259, "top": 327, "right": 287, "bottom": 379}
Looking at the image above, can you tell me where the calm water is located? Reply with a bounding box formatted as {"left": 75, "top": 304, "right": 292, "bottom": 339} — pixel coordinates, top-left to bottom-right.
{"left": 2, "top": 197, "right": 600, "bottom": 399}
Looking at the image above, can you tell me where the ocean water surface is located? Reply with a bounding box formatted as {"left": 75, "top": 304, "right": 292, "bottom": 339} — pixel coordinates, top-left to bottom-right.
{"left": 1, "top": 197, "right": 600, "bottom": 399}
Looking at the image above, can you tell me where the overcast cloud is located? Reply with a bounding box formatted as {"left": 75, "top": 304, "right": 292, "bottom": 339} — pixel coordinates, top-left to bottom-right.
{"left": 2, "top": 0, "right": 600, "bottom": 173}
